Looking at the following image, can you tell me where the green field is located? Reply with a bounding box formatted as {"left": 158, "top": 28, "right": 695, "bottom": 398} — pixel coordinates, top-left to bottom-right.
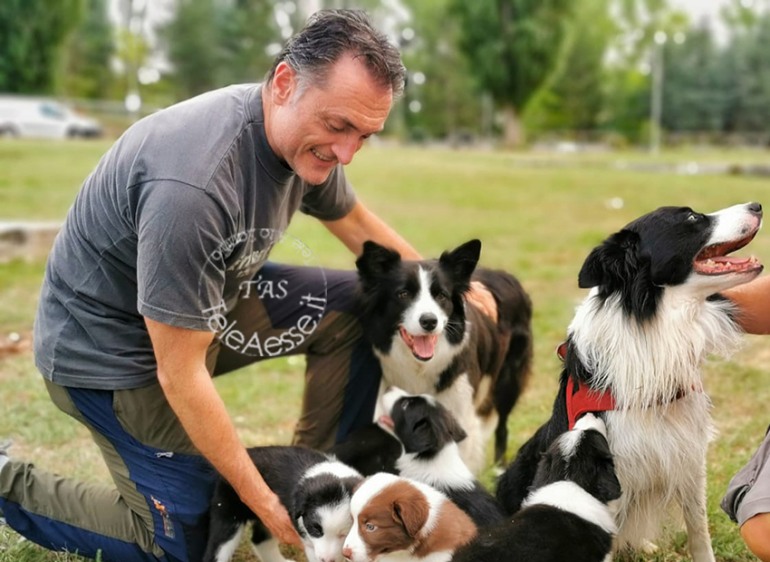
{"left": 1, "top": 139, "right": 769, "bottom": 561}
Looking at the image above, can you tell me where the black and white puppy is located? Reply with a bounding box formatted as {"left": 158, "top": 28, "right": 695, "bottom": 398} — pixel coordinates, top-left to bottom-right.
{"left": 455, "top": 414, "right": 620, "bottom": 562}
{"left": 203, "top": 446, "right": 362, "bottom": 562}
{"left": 327, "top": 422, "right": 402, "bottom": 477}
{"left": 497, "top": 203, "right": 763, "bottom": 562}
{"left": 380, "top": 386, "right": 506, "bottom": 528}
{"left": 356, "top": 239, "right": 533, "bottom": 474}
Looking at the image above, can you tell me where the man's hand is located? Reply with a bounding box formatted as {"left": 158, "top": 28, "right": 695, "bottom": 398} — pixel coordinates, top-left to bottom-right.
{"left": 256, "top": 492, "right": 302, "bottom": 547}
{"left": 467, "top": 281, "right": 498, "bottom": 323}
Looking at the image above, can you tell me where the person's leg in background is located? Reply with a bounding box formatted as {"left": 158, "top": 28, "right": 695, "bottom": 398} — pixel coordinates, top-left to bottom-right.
{"left": 741, "top": 513, "right": 770, "bottom": 562}
{"left": 211, "top": 262, "right": 382, "bottom": 451}
{"left": 722, "top": 425, "right": 770, "bottom": 562}
{"left": 0, "top": 380, "right": 215, "bottom": 562}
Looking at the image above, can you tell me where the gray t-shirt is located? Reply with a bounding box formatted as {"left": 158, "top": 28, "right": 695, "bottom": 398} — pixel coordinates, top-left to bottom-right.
{"left": 34, "top": 84, "right": 356, "bottom": 389}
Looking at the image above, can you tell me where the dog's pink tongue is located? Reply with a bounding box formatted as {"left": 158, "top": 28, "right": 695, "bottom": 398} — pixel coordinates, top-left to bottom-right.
{"left": 377, "top": 415, "right": 394, "bottom": 431}
{"left": 411, "top": 335, "right": 438, "bottom": 360}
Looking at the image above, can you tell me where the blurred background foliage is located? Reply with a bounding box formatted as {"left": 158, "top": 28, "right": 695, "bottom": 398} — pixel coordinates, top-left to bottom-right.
{"left": 2, "top": 0, "right": 770, "bottom": 148}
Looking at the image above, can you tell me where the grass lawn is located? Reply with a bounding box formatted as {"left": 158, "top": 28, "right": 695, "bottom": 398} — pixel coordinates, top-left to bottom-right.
{"left": 1, "top": 138, "right": 770, "bottom": 561}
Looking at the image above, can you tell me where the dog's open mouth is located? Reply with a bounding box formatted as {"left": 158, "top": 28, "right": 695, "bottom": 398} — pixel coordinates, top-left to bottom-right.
{"left": 377, "top": 414, "right": 395, "bottom": 431}
{"left": 694, "top": 231, "right": 762, "bottom": 275}
{"left": 399, "top": 326, "right": 438, "bottom": 361}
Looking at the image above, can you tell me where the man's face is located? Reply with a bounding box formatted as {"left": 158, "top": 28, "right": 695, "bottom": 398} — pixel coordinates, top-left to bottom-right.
{"left": 266, "top": 55, "right": 393, "bottom": 185}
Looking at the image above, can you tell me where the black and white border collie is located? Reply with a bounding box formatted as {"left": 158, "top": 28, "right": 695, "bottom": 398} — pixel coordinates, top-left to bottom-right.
{"left": 497, "top": 203, "right": 763, "bottom": 562}
{"left": 456, "top": 414, "right": 620, "bottom": 562}
{"left": 355, "top": 239, "right": 533, "bottom": 474}
{"left": 203, "top": 446, "right": 362, "bottom": 562}
{"left": 379, "top": 386, "right": 506, "bottom": 528}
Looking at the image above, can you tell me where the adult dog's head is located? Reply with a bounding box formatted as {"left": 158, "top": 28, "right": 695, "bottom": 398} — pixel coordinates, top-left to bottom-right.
{"left": 578, "top": 202, "right": 762, "bottom": 322}
{"left": 355, "top": 239, "right": 480, "bottom": 363}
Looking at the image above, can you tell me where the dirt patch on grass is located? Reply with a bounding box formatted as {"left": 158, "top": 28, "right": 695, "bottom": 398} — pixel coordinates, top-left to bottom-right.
{"left": 0, "top": 330, "right": 32, "bottom": 359}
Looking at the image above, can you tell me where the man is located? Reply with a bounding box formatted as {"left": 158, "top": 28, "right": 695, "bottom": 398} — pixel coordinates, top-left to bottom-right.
{"left": 0, "top": 9, "right": 494, "bottom": 561}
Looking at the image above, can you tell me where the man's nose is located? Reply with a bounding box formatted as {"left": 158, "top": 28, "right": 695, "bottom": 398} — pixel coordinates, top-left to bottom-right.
{"left": 332, "top": 136, "right": 363, "bottom": 165}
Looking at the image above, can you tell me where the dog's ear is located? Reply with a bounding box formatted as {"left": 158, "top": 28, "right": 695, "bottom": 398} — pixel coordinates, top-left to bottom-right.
{"left": 343, "top": 475, "right": 365, "bottom": 494}
{"left": 439, "top": 239, "right": 481, "bottom": 283}
{"left": 578, "top": 230, "right": 639, "bottom": 289}
{"left": 440, "top": 408, "right": 468, "bottom": 444}
{"left": 392, "top": 490, "right": 429, "bottom": 538}
{"left": 403, "top": 417, "right": 439, "bottom": 454}
{"left": 356, "top": 241, "right": 402, "bottom": 279}
{"left": 290, "top": 488, "right": 307, "bottom": 523}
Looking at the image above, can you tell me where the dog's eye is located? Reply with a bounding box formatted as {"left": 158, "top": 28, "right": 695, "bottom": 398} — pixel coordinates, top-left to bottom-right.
{"left": 396, "top": 289, "right": 409, "bottom": 300}
{"left": 365, "top": 522, "right": 377, "bottom": 532}
{"left": 687, "top": 212, "right": 701, "bottom": 223}
{"left": 434, "top": 291, "right": 449, "bottom": 303}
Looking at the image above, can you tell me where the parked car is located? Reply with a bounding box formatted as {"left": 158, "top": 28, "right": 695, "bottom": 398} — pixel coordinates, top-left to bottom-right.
{"left": 0, "top": 96, "right": 102, "bottom": 139}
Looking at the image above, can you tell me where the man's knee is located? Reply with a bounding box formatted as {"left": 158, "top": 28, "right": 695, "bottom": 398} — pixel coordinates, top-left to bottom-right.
{"left": 741, "top": 513, "right": 770, "bottom": 562}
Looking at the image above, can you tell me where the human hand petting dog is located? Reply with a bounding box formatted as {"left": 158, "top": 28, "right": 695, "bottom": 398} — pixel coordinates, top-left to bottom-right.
{"left": 259, "top": 492, "right": 303, "bottom": 547}
{"left": 467, "top": 281, "right": 498, "bottom": 322}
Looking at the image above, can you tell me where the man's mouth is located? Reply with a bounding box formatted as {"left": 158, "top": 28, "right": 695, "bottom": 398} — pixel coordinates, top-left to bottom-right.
{"left": 311, "top": 147, "right": 335, "bottom": 163}
{"left": 399, "top": 326, "right": 438, "bottom": 361}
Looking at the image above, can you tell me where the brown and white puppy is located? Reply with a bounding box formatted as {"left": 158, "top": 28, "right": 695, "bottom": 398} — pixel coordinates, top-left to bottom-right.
{"left": 342, "top": 473, "right": 477, "bottom": 562}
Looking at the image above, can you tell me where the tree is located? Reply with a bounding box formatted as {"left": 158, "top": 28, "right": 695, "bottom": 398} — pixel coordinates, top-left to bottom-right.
{"left": 163, "top": 0, "right": 221, "bottom": 97}
{"left": 524, "top": 0, "right": 613, "bottom": 135}
{"left": 450, "top": 0, "right": 573, "bottom": 147}
{"left": 0, "top": 0, "right": 83, "bottom": 93}
{"left": 398, "top": 0, "right": 484, "bottom": 141}
{"left": 720, "top": 9, "right": 770, "bottom": 133}
{"left": 660, "top": 22, "right": 726, "bottom": 133}
{"left": 162, "top": 0, "right": 278, "bottom": 99}
{"left": 61, "top": 0, "right": 115, "bottom": 99}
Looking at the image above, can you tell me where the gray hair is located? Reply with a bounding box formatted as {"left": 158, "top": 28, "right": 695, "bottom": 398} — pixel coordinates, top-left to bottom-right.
{"left": 265, "top": 9, "right": 405, "bottom": 99}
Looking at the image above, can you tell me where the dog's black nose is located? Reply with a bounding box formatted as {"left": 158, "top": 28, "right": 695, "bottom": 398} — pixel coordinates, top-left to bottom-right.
{"left": 748, "top": 202, "right": 763, "bottom": 215}
{"left": 419, "top": 313, "right": 438, "bottom": 331}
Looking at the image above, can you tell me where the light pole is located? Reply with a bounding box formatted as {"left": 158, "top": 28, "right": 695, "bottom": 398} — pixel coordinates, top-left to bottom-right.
{"left": 649, "top": 31, "right": 667, "bottom": 155}
{"left": 649, "top": 30, "right": 685, "bottom": 154}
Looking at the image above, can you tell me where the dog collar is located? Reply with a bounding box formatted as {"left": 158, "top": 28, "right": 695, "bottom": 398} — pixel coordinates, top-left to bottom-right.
{"left": 557, "top": 342, "right": 694, "bottom": 429}
{"left": 557, "top": 342, "right": 616, "bottom": 429}
{"left": 566, "top": 377, "right": 616, "bottom": 430}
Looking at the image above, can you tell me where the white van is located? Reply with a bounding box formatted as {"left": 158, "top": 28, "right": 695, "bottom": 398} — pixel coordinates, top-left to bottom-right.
{"left": 0, "top": 96, "right": 102, "bottom": 139}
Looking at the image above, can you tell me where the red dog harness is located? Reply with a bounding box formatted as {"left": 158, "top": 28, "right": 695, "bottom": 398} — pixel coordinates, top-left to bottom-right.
{"left": 557, "top": 342, "right": 616, "bottom": 430}
{"left": 557, "top": 341, "right": 694, "bottom": 429}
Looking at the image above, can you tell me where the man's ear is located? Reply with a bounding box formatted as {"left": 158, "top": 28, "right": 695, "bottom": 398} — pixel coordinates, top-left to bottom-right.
{"left": 271, "top": 61, "right": 298, "bottom": 105}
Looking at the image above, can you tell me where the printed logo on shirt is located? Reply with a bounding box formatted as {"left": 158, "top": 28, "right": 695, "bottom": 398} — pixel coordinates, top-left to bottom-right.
{"left": 199, "top": 228, "right": 328, "bottom": 358}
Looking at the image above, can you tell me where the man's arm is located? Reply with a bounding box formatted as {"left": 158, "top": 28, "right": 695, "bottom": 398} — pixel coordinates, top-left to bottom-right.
{"left": 144, "top": 318, "right": 302, "bottom": 546}
{"left": 722, "top": 275, "right": 770, "bottom": 335}
{"left": 321, "top": 200, "right": 421, "bottom": 259}
{"left": 322, "top": 200, "right": 498, "bottom": 321}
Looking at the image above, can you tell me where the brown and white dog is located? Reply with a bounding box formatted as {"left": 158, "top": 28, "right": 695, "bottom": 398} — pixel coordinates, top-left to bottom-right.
{"left": 356, "top": 239, "right": 532, "bottom": 474}
{"left": 342, "top": 473, "right": 477, "bottom": 562}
